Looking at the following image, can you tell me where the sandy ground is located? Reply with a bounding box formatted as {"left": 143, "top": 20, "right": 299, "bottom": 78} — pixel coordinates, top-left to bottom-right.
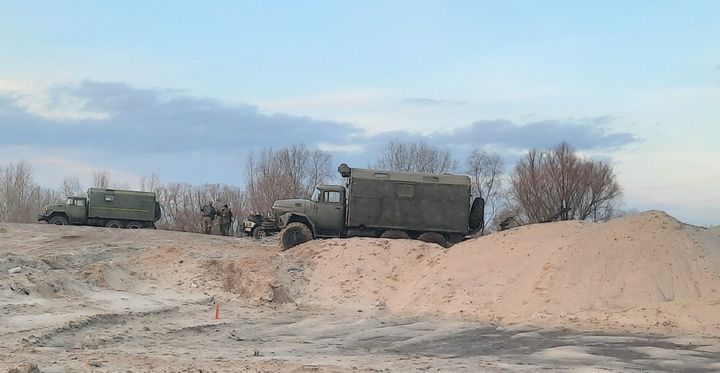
{"left": 1, "top": 210, "right": 719, "bottom": 372}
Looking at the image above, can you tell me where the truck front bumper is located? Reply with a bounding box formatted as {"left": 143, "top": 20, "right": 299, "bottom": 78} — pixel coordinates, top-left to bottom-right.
{"left": 38, "top": 214, "right": 49, "bottom": 222}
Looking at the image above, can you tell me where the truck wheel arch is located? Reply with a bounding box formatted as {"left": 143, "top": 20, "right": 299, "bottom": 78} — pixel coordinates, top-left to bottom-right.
{"left": 286, "top": 214, "right": 316, "bottom": 237}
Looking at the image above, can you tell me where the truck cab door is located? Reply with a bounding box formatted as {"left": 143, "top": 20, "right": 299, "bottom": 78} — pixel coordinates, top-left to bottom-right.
{"left": 67, "top": 197, "right": 87, "bottom": 224}
{"left": 313, "top": 190, "right": 345, "bottom": 236}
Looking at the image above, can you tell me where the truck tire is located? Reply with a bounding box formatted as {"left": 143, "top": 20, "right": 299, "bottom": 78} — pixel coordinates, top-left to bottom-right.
{"left": 126, "top": 221, "right": 143, "bottom": 229}
{"left": 468, "top": 197, "right": 485, "bottom": 231}
{"left": 106, "top": 220, "right": 123, "bottom": 229}
{"left": 280, "top": 222, "right": 312, "bottom": 251}
{"left": 380, "top": 230, "right": 409, "bottom": 239}
{"left": 48, "top": 215, "right": 69, "bottom": 226}
{"left": 252, "top": 227, "right": 266, "bottom": 240}
{"left": 418, "top": 232, "right": 449, "bottom": 248}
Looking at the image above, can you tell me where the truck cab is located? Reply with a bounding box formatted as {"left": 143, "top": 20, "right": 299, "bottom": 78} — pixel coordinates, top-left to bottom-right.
{"left": 309, "top": 185, "right": 346, "bottom": 236}
{"left": 39, "top": 197, "right": 88, "bottom": 225}
{"left": 272, "top": 185, "right": 346, "bottom": 238}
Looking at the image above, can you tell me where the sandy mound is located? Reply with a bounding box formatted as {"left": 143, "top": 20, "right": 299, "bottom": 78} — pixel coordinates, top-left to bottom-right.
{"left": 289, "top": 211, "right": 720, "bottom": 335}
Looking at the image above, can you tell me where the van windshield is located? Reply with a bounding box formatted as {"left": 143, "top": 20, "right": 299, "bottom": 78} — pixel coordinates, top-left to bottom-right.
{"left": 310, "top": 188, "right": 320, "bottom": 202}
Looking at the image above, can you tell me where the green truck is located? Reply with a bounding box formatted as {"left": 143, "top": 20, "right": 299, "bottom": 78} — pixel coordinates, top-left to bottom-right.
{"left": 39, "top": 188, "right": 161, "bottom": 229}
{"left": 272, "top": 164, "right": 484, "bottom": 249}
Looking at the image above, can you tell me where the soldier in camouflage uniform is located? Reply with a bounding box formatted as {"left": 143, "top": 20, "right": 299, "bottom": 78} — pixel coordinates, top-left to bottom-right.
{"left": 200, "top": 201, "right": 216, "bottom": 234}
{"left": 218, "top": 204, "right": 233, "bottom": 236}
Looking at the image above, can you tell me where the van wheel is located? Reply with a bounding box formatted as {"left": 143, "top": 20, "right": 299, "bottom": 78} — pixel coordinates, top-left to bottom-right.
{"left": 106, "top": 220, "right": 123, "bottom": 229}
{"left": 126, "top": 221, "right": 143, "bottom": 229}
{"left": 49, "top": 215, "right": 69, "bottom": 225}
{"left": 252, "top": 227, "right": 266, "bottom": 240}
{"left": 280, "top": 222, "right": 312, "bottom": 251}
{"left": 418, "top": 232, "right": 449, "bottom": 248}
{"left": 380, "top": 230, "right": 409, "bottom": 239}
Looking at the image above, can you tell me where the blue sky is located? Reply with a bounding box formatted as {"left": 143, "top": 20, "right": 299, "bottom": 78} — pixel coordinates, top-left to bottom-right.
{"left": 1, "top": 1, "right": 719, "bottom": 224}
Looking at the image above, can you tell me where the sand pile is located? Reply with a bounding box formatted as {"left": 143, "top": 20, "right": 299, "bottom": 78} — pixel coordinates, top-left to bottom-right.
{"left": 290, "top": 211, "right": 720, "bottom": 335}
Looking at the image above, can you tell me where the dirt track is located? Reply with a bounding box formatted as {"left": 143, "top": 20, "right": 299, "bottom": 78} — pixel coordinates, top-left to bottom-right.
{"left": 1, "top": 214, "right": 720, "bottom": 372}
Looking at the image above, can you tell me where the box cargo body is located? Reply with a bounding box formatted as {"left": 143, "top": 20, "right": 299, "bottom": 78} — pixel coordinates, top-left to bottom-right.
{"left": 87, "top": 188, "right": 158, "bottom": 222}
{"left": 346, "top": 168, "right": 471, "bottom": 234}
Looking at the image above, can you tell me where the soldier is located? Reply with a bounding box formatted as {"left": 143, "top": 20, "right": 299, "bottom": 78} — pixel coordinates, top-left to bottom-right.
{"left": 200, "top": 201, "right": 216, "bottom": 234}
{"left": 218, "top": 204, "right": 233, "bottom": 236}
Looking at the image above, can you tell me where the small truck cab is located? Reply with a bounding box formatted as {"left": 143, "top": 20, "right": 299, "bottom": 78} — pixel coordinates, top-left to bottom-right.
{"left": 49, "top": 196, "right": 89, "bottom": 225}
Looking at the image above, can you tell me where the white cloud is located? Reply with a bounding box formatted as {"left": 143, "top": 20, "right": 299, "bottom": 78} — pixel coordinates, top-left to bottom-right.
{"left": 316, "top": 143, "right": 366, "bottom": 154}
{"left": 0, "top": 146, "right": 141, "bottom": 191}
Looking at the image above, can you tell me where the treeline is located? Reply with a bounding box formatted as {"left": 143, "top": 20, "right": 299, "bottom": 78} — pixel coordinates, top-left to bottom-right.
{"left": 0, "top": 144, "right": 335, "bottom": 236}
{"left": 0, "top": 162, "right": 62, "bottom": 223}
{"left": 371, "top": 140, "right": 622, "bottom": 231}
{"left": 0, "top": 141, "right": 624, "bottom": 234}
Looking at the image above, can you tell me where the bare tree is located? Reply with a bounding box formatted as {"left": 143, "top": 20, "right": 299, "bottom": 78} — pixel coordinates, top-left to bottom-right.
{"left": 245, "top": 144, "right": 332, "bottom": 213}
{"left": 307, "top": 149, "right": 333, "bottom": 195}
{"left": 156, "top": 182, "right": 246, "bottom": 235}
{"left": 61, "top": 176, "right": 83, "bottom": 197}
{"left": 139, "top": 173, "right": 163, "bottom": 194}
{"left": 466, "top": 149, "right": 504, "bottom": 234}
{"left": 375, "top": 140, "right": 457, "bottom": 174}
{"left": 92, "top": 170, "right": 112, "bottom": 189}
{"left": 245, "top": 148, "right": 285, "bottom": 213}
{"left": 0, "top": 161, "right": 35, "bottom": 222}
{"left": 0, "top": 161, "right": 61, "bottom": 223}
{"left": 509, "top": 142, "right": 621, "bottom": 223}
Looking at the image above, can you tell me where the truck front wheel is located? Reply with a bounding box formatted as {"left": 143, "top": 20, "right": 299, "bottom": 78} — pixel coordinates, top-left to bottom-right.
{"left": 280, "top": 222, "right": 312, "bottom": 250}
{"left": 48, "top": 215, "right": 69, "bottom": 225}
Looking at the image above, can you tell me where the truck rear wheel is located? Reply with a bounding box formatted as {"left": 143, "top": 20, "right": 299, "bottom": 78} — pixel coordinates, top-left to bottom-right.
{"left": 126, "top": 221, "right": 143, "bottom": 229}
{"left": 380, "top": 230, "right": 409, "bottom": 239}
{"left": 49, "top": 215, "right": 69, "bottom": 225}
{"left": 106, "top": 220, "right": 122, "bottom": 229}
{"left": 418, "top": 232, "right": 449, "bottom": 248}
{"left": 280, "top": 222, "right": 312, "bottom": 251}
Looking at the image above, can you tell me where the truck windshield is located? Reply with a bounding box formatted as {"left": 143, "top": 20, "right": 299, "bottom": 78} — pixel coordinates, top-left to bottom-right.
{"left": 67, "top": 198, "right": 85, "bottom": 207}
{"left": 310, "top": 188, "right": 320, "bottom": 202}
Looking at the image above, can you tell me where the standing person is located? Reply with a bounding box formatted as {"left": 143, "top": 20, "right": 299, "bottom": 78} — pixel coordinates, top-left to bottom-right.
{"left": 200, "top": 201, "right": 216, "bottom": 234}
{"left": 219, "top": 204, "right": 233, "bottom": 236}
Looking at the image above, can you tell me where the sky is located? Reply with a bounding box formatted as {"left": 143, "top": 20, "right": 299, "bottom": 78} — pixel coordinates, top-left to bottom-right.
{"left": 1, "top": 1, "right": 719, "bottom": 225}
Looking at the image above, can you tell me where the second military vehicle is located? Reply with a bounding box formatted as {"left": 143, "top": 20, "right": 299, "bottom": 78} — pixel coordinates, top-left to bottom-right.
{"left": 39, "top": 188, "right": 161, "bottom": 229}
{"left": 242, "top": 212, "right": 281, "bottom": 239}
{"left": 272, "top": 164, "right": 484, "bottom": 250}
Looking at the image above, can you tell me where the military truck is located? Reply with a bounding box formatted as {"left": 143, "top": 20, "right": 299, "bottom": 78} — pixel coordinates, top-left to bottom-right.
{"left": 272, "top": 164, "right": 484, "bottom": 250}
{"left": 39, "top": 188, "right": 161, "bottom": 229}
